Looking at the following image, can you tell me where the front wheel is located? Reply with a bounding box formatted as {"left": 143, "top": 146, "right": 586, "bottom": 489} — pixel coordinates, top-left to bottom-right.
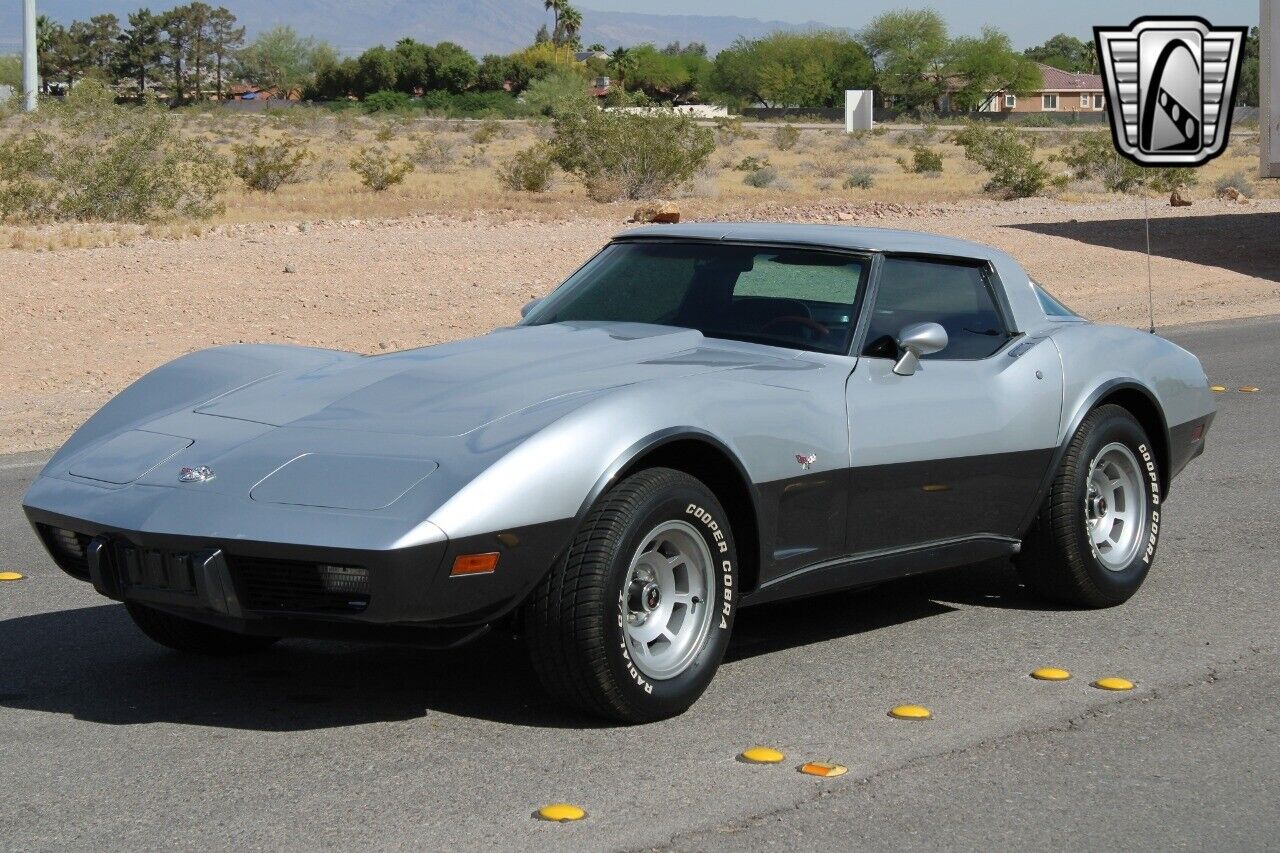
{"left": 523, "top": 468, "right": 738, "bottom": 723}
{"left": 1018, "top": 404, "right": 1162, "bottom": 607}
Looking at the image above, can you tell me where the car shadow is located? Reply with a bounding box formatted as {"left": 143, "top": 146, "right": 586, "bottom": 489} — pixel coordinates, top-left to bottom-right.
{"left": 1004, "top": 211, "right": 1280, "bottom": 283}
{"left": 0, "top": 560, "right": 1054, "bottom": 731}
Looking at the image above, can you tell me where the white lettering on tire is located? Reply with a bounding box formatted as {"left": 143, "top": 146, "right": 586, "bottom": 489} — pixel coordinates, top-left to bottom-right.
{"left": 1138, "top": 444, "right": 1161, "bottom": 564}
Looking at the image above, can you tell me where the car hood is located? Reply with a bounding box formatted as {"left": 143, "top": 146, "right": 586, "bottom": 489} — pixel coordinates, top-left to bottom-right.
{"left": 191, "top": 322, "right": 784, "bottom": 437}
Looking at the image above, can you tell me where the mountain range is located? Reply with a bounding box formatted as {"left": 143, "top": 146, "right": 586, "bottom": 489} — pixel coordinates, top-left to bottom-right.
{"left": 0, "top": 0, "right": 825, "bottom": 56}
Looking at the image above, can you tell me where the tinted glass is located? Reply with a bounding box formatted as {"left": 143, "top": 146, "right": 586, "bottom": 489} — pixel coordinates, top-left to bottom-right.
{"left": 527, "top": 242, "right": 870, "bottom": 354}
{"left": 863, "top": 257, "right": 1010, "bottom": 360}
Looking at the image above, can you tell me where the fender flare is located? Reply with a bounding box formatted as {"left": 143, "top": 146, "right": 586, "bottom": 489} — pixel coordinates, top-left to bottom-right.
{"left": 1017, "top": 378, "right": 1169, "bottom": 535}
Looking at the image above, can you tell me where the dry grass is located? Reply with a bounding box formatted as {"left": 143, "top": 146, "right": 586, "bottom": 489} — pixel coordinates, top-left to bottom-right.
{"left": 2, "top": 108, "right": 1275, "bottom": 249}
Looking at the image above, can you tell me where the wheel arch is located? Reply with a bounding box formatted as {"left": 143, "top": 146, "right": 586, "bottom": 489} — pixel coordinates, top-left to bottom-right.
{"left": 1020, "top": 378, "right": 1171, "bottom": 535}
{"left": 579, "top": 429, "right": 763, "bottom": 597}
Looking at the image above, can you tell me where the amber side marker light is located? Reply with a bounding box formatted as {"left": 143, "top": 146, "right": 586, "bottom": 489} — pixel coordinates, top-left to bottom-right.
{"left": 451, "top": 552, "right": 500, "bottom": 576}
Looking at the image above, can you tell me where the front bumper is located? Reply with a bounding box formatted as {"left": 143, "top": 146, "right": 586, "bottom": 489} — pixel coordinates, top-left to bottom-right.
{"left": 24, "top": 500, "right": 574, "bottom": 643}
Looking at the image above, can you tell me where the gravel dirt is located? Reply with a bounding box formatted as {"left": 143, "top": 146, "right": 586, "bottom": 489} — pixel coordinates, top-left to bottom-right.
{"left": 4, "top": 198, "right": 1279, "bottom": 454}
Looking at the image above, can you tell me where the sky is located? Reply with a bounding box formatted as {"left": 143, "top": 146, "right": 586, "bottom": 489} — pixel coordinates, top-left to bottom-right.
{"left": 584, "top": 0, "right": 1261, "bottom": 48}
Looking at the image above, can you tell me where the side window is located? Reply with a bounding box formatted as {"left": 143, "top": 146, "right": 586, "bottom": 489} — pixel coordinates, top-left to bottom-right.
{"left": 863, "top": 257, "right": 1011, "bottom": 360}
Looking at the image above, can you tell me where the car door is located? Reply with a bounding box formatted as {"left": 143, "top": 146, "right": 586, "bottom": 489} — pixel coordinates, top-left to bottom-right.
{"left": 844, "top": 255, "right": 1063, "bottom": 554}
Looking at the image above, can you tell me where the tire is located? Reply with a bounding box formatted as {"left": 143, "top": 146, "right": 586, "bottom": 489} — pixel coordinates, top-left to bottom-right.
{"left": 125, "top": 602, "right": 281, "bottom": 655}
{"left": 523, "top": 467, "right": 738, "bottom": 723}
{"left": 1018, "top": 404, "right": 1162, "bottom": 607}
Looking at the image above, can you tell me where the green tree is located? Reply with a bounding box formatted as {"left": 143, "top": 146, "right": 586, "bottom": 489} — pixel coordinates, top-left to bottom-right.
{"left": 36, "top": 15, "right": 62, "bottom": 92}
{"left": 160, "top": 5, "right": 196, "bottom": 102}
{"left": 544, "top": 0, "right": 566, "bottom": 44}
{"left": 1240, "top": 26, "right": 1260, "bottom": 107}
{"left": 949, "top": 27, "right": 1042, "bottom": 111}
{"left": 237, "top": 26, "right": 337, "bottom": 95}
{"left": 356, "top": 45, "right": 398, "bottom": 96}
{"left": 860, "top": 8, "right": 950, "bottom": 109}
{"left": 184, "top": 2, "right": 213, "bottom": 100}
{"left": 476, "top": 54, "right": 512, "bottom": 91}
{"left": 208, "top": 6, "right": 243, "bottom": 100}
{"left": 558, "top": 6, "right": 583, "bottom": 51}
{"left": 0, "top": 55, "right": 19, "bottom": 88}
{"left": 608, "top": 47, "right": 637, "bottom": 93}
{"left": 392, "top": 38, "right": 433, "bottom": 93}
{"left": 430, "top": 42, "right": 478, "bottom": 93}
{"left": 114, "top": 8, "right": 164, "bottom": 95}
{"left": 711, "top": 31, "right": 873, "bottom": 108}
{"left": 1024, "top": 33, "right": 1095, "bottom": 73}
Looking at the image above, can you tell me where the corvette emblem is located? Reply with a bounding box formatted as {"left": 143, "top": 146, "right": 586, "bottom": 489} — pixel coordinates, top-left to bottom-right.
{"left": 795, "top": 453, "right": 817, "bottom": 470}
{"left": 178, "top": 465, "right": 215, "bottom": 484}
{"left": 1094, "top": 16, "right": 1247, "bottom": 167}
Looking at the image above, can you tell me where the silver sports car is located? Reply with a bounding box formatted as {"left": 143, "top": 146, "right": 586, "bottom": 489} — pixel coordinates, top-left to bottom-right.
{"left": 24, "top": 223, "right": 1215, "bottom": 722}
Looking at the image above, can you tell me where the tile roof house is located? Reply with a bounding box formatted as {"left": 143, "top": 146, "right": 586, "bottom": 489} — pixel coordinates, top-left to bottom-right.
{"left": 976, "top": 62, "right": 1106, "bottom": 113}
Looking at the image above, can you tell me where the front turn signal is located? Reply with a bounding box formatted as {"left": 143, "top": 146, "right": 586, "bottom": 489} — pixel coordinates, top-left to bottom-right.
{"left": 451, "top": 552, "right": 499, "bottom": 576}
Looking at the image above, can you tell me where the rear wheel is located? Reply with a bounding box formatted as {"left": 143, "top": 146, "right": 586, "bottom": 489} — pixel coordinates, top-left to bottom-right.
{"left": 1018, "top": 404, "right": 1162, "bottom": 607}
{"left": 523, "top": 468, "right": 737, "bottom": 723}
{"left": 125, "top": 602, "right": 280, "bottom": 655}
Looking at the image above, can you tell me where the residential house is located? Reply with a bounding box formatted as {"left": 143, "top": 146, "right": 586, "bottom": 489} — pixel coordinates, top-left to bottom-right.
{"left": 979, "top": 62, "right": 1106, "bottom": 113}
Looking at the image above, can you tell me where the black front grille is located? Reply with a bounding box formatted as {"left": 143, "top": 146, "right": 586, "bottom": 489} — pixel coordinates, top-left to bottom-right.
{"left": 38, "top": 525, "right": 93, "bottom": 580}
{"left": 231, "top": 558, "right": 370, "bottom": 613}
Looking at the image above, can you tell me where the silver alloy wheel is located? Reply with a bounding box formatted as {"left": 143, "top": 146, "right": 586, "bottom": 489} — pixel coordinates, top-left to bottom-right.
{"left": 622, "top": 519, "right": 717, "bottom": 681}
{"left": 1084, "top": 442, "right": 1147, "bottom": 571}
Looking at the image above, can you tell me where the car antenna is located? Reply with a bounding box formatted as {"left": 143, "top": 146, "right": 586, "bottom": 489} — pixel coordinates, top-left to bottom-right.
{"left": 1143, "top": 193, "right": 1155, "bottom": 334}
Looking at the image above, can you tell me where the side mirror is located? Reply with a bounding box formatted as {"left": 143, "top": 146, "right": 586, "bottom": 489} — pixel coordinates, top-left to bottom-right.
{"left": 520, "top": 298, "right": 542, "bottom": 319}
{"left": 892, "top": 322, "right": 948, "bottom": 376}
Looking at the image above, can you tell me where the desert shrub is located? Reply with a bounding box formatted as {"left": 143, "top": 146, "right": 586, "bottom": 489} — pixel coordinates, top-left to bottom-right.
{"left": 232, "top": 136, "right": 312, "bottom": 192}
{"left": 413, "top": 135, "right": 461, "bottom": 169}
{"left": 497, "top": 143, "right": 555, "bottom": 192}
{"left": 1057, "top": 130, "right": 1197, "bottom": 193}
{"left": 470, "top": 118, "right": 507, "bottom": 145}
{"left": 1215, "top": 170, "right": 1255, "bottom": 197}
{"left": 374, "top": 123, "right": 397, "bottom": 142}
{"left": 743, "top": 166, "right": 778, "bottom": 188}
{"left": 551, "top": 109, "right": 715, "bottom": 201}
{"left": 0, "top": 81, "right": 227, "bottom": 223}
{"left": 522, "top": 71, "right": 594, "bottom": 118}
{"left": 349, "top": 145, "right": 414, "bottom": 191}
{"left": 773, "top": 124, "right": 801, "bottom": 150}
{"left": 952, "top": 123, "right": 1053, "bottom": 197}
{"left": 363, "top": 90, "right": 412, "bottom": 113}
{"left": 733, "top": 155, "right": 770, "bottom": 171}
{"left": 713, "top": 116, "right": 758, "bottom": 144}
{"left": 907, "top": 145, "right": 943, "bottom": 174}
{"left": 843, "top": 168, "right": 875, "bottom": 189}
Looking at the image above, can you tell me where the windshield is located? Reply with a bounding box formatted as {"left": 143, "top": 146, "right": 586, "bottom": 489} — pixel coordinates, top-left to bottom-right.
{"left": 524, "top": 241, "right": 871, "bottom": 354}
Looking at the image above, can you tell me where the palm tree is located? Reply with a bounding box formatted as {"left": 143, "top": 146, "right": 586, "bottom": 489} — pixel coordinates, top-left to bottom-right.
{"left": 608, "top": 46, "right": 636, "bottom": 93}
{"left": 544, "top": 0, "right": 565, "bottom": 43}
{"left": 560, "top": 6, "right": 582, "bottom": 49}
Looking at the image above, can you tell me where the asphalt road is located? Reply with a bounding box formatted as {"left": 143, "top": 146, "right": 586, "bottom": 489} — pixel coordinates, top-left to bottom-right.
{"left": 1, "top": 316, "right": 1277, "bottom": 851}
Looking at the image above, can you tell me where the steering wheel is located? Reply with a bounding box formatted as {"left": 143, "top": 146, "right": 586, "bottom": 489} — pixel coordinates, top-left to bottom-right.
{"left": 762, "top": 315, "right": 831, "bottom": 341}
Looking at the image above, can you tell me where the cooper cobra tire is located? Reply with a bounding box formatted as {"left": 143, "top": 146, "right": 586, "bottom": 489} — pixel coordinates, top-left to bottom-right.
{"left": 125, "top": 602, "right": 281, "bottom": 655}
{"left": 1018, "top": 404, "right": 1162, "bottom": 608}
{"left": 523, "top": 467, "right": 738, "bottom": 723}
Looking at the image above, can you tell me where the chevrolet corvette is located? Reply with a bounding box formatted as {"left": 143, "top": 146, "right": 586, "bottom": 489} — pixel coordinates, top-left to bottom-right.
{"left": 23, "top": 223, "right": 1215, "bottom": 722}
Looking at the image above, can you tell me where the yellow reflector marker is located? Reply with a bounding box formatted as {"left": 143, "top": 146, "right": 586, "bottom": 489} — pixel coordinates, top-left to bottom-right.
{"left": 1031, "top": 667, "right": 1071, "bottom": 681}
{"left": 1240, "top": 386, "right": 1260, "bottom": 393}
{"left": 1093, "top": 677, "right": 1134, "bottom": 691}
{"left": 1210, "top": 385, "right": 1227, "bottom": 392}
{"left": 0, "top": 571, "right": 24, "bottom": 581}
{"left": 799, "top": 761, "right": 848, "bottom": 778}
{"left": 450, "top": 552, "right": 499, "bottom": 576}
{"left": 535, "top": 803, "right": 586, "bottom": 822}
{"left": 739, "top": 746, "right": 785, "bottom": 764}
{"left": 888, "top": 704, "right": 931, "bottom": 720}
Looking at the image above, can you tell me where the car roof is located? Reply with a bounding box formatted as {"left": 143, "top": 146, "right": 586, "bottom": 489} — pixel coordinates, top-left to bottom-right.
{"left": 614, "top": 222, "right": 1050, "bottom": 334}
{"left": 616, "top": 222, "right": 1001, "bottom": 263}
